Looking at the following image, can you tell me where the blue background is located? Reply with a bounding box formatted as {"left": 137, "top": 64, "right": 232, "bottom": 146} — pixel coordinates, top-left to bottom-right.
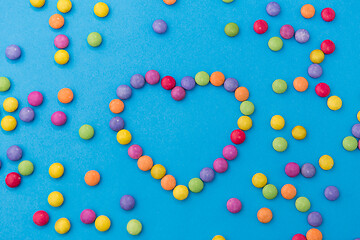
{"left": 0, "top": 0, "right": 359, "bottom": 239}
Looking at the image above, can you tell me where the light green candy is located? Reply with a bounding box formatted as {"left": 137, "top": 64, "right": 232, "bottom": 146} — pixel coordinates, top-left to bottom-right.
{"left": 0, "top": 77, "right": 11, "bottom": 92}
{"left": 272, "top": 137, "right": 288, "bottom": 152}
{"left": 295, "top": 197, "right": 311, "bottom": 212}
{"left": 224, "top": 23, "right": 239, "bottom": 37}
{"left": 87, "top": 32, "right": 102, "bottom": 47}
{"left": 268, "top": 37, "right": 283, "bottom": 51}
{"left": 18, "top": 160, "right": 34, "bottom": 176}
{"left": 195, "top": 71, "right": 210, "bottom": 86}
{"left": 272, "top": 79, "right": 287, "bottom": 94}
{"left": 79, "top": 124, "right": 94, "bottom": 140}
{"left": 127, "top": 219, "right": 142, "bottom": 236}
{"left": 262, "top": 184, "right": 278, "bottom": 200}
{"left": 240, "top": 101, "right": 255, "bottom": 115}
{"left": 222, "top": 0, "right": 234, "bottom": 2}
{"left": 342, "top": 136, "right": 358, "bottom": 151}
{"left": 188, "top": 178, "right": 204, "bottom": 193}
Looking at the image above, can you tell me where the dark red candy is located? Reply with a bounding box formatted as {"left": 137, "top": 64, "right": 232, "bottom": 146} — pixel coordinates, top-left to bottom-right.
{"left": 321, "top": 40, "right": 335, "bottom": 54}
{"left": 321, "top": 8, "right": 335, "bottom": 22}
{"left": 161, "top": 76, "right": 176, "bottom": 90}
{"left": 315, "top": 83, "right": 330, "bottom": 97}
{"left": 230, "top": 129, "right": 246, "bottom": 144}
{"left": 5, "top": 172, "right": 21, "bottom": 188}
{"left": 253, "top": 20, "right": 268, "bottom": 34}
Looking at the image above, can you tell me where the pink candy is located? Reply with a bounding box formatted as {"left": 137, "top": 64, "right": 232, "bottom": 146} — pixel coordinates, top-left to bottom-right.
{"left": 128, "top": 145, "right": 143, "bottom": 159}
{"left": 145, "top": 70, "right": 160, "bottom": 85}
{"left": 28, "top": 91, "right": 43, "bottom": 107}
{"left": 285, "top": 162, "right": 300, "bottom": 177}
{"left": 222, "top": 145, "right": 238, "bottom": 160}
{"left": 54, "top": 34, "right": 69, "bottom": 49}
{"left": 227, "top": 198, "right": 242, "bottom": 213}
{"left": 51, "top": 111, "right": 67, "bottom": 126}
{"left": 80, "top": 209, "right": 96, "bottom": 224}
{"left": 213, "top": 158, "right": 228, "bottom": 173}
{"left": 171, "top": 86, "right": 186, "bottom": 101}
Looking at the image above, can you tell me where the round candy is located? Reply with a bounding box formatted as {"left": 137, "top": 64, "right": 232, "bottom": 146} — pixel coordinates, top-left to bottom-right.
{"left": 109, "top": 99, "right": 124, "bottom": 113}
{"left": 57, "top": 0, "right": 72, "bottom": 13}
{"left": 321, "top": 8, "right": 335, "bottom": 22}
{"left": 308, "top": 64, "right": 323, "bottom": 78}
{"left": 195, "top": 71, "right": 210, "bottom": 86}
{"left": 210, "top": 72, "right": 225, "bottom": 86}
{"left": 80, "top": 209, "right": 96, "bottom": 224}
{"left": 301, "top": 4, "right": 315, "bottom": 19}
{"left": 293, "top": 234, "right": 307, "bottom": 240}
{"left": 285, "top": 162, "right": 300, "bottom": 177}
{"left": 295, "top": 29, "right": 310, "bottom": 43}
{"left": 281, "top": 184, "right": 296, "bottom": 200}
{"left": 127, "top": 219, "right": 142, "bottom": 235}
{"left": 152, "top": 19, "right": 167, "bottom": 34}
{"left": 116, "top": 85, "right": 132, "bottom": 100}
{"left": 292, "top": 126, "right": 307, "bottom": 140}
{"left": 33, "top": 211, "right": 49, "bottom": 226}
{"left": 171, "top": 86, "right": 186, "bottom": 101}
{"left": 213, "top": 158, "right": 228, "bottom": 173}
{"left": 161, "top": 76, "right": 176, "bottom": 90}
{"left": 257, "top": 208, "right": 272, "bottom": 223}
{"left": 270, "top": 115, "right": 285, "bottom": 130}
{"left": 200, "top": 167, "right": 215, "bottom": 182}
{"left": 94, "top": 2, "right": 109, "bottom": 17}
{"left": 222, "top": 0, "right": 233, "bottom": 2}
{"left": 5, "top": 172, "right": 21, "bottom": 188}
{"left": 51, "top": 111, "right": 67, "bottom": 126}
{"left": 28, "top": 91, "right": 43, "bottom": 106}
{"left": 145, "top": 70, "right": 160, "bottom": 85}
{"left": 54, "top": 50, "right": 69, "bottom": 65}
{"left": 49, "top": 163, "right": 64, "bottom": 178}
{"left": 7, "top": 145, "right": 22, "bottom": 161}
{"left": 109, "top": 117, "right": 124, "bottom": 131}
{"left": 235, "top": 87, "right": 249, "bottom": 102}
{"left": 343, "top": 136, "right": 357, "bottom": 151}
{"left": 227, "top": 198, "right": 242, "bottom": 213}
{"left": 95, "top": 215, "right": 111, "bottom": 232}
{"left": 222, "top": 145, "right": 238, "bottom": 160}
{"left": 117, "top": 129, "right": 132, "bottom": 145}
{"left": 213, "top": 236, "right": 225, "bottom": 240}
{"left": 295, "top": 197, "right": 311, "bottom": 212}
{"left": 237, "top": 116, "right": 252, "bottom": 131}
{"left": 280, "top": 24, "right": 294, "bottom": 39}
{"left": 352, "top": 123, "right": 360, "bottom": 138}
{"left": 84, "top": 170, "right": 100, "bottom": 186}
{"left": 151, "top": 164, "right": 166, "bottom": 179}
{"left": 87, "top": 32, "right": 102, "bottom": 47}
{"left": 301, "top": 163, "right": 316, "bottom": 178}
{"left": 55, "top": 218, "right": 70, "bottom": 234}
{"left": 310, "top": 49, "right": 325, "bottom": 64}
{"left": 137, "top": 156, "right": 153, "bottom": 171}
{"left": 1, "top": 116, "right": 17, "bottom": 131}
{"left": 253, "top": 19, "right": 268, "bottom": 34}
{"left": 224, "top": 78, "right": 239, "bottom": 92}
{"left": 3, "top": 97, "right": 19, "bottom": 112}
{"left": 58, "top": 88, "right": 73, "bottom": 103}
{"left": 128, "top": 144, "right": 143, "bottom": 159}
{"left": 308, "top": 212, "right": 323, "bottom": 227}
{"left": 327, "top": 96, "right": 342, "bottom": 111}
{"left": 293, "top": 77, "right": 308, "bottom": 92}
{"left": 272, "top": 137, "right": 288, "bottom": 152}
{"left": 315, "top": 83, "right": 330, "bottom": 97}
{"left": 181, "top": 76, "right": 195, "bottom": 90}
{"left": 268, "top": 37, "right": 283, "bottom": 51}
{"left": 224, "top": 23, "right": 239, "bottom": 37}
{"left": 130, "top": 74, "right": 145, "bottom": 89}
{"left": 120, "top": 195, "right": 135, "bottom": 210}
{"left": 358, "top": 111, "right": 360, "bottom": 122}
{"left": 18, "top": 160, "right": 34, "bottom": 176}
{"left": 266, "top": 2, "right": 280, "bottom": 16}
{"left": 319, "top": 155, "right": 334, "bottom": 170}
{"left": 324, "top": 186, "right": 339, "bottom": 201}
{"left": 79, "top": 124, "right": 94, "bottom": 140}
{"left": 272, "top": 79, "right": 287, "bottom": 93}
{"left": 30, "top": 0, "right": 45, "bottom": 8}
{"left": 161, "top": 175, "right": 176, "bottom": 190}
{"left": 48, "top": 191, "right": 64, "bottom": 207}
{"left": 252, "top": 173, "right": 267, "bottom": 188}
{"left": 188, "top": 178, "right": 204, "bottom": 193}
{"left": 5, "top": 45, "right": 21, "bottom": 60}
{"left": 321, "top": 40, "right": 335, "bottom": 54}
{"left": 306, "top": 228, "right": 323, "bottom": 240}
{"left": 0, "top": 77, "right": 11, "bottom": 92}
{"left": 49, "top": 14, "right": 64, "bottom": 29}
{"left": 173, "top": 185, "right": 189, "bottom": 200}
{"left": 230, "top": 129, "right": 246, "bottom": 144}
{"left": 240, "top": 101, "right": 255, "bottom": 115}
{"left": 262, "top": 184, "right": 278, "bottom": 200}
{"left": 163, "top": 0, "right": 176, "bottom": 5}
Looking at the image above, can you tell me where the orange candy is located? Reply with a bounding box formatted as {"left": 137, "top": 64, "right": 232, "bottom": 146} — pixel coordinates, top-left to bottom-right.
{"left": 84, "top": 170, "right": 100, "bottom": 186}
{"left": 58, "top": 88, "right": 74, "bottom": 104}
{"left": 210, "top": 72, "right": 225, "bottom": 87}
{"left": 281, "top": 184, "right": 297, "bottom": 200}
{"left": 235, "top": 87, "right": 249, "bottom": 101}
{"left": 163, "top": 0, "right": 176, "bottom": 5}
{"left": 49, "top": 14, "right": 65, "bottom": 29}
{"left": 293, "top": 77, "right": 308, "bottom": 92}
{"left": 161, "top": 175, "right": 176, "bottom": 190}
{"left": 257, "top": 208, "right": 273, "bottom": 223}
{"left": 306, "top": 228, "right": 323, "bottom": 240}
{"left": 301, "top": 4, "right": 315, "bottom": 19}
{"left": 109, "top": 99, "right": 124, "bottom": 114}
{"left": 137, "top": 156, "right": 153, "bottom": 171}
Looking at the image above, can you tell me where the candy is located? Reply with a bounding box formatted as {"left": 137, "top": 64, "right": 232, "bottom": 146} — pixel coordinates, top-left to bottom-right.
{"left": 324, "top": 186, "right": 339, "bottom": 201}
{"left": 79, "top": 124, "right": 95, "bottom": 140}
{"left": 49, "top": 14, "right": 65, "bottom": 29}
{"left": 321, "top": 40, "right": 335, "bottom": 54}
{"left": 262, "top": 184, "right": 278, "bottom": 200}
{"left": 293, "top": 77, "right": 308, "bottom": 92}
{"left": 252, "top": 173, "right": 267, "bottom": 188}
{"left": 224, "top": 78, "right": 239, "bottom": 92}
{"left": 116, "top": 85, "right": 132, "bottom": 100}
{"left": 240, "top": 101, "right": 255, "bottom": 115}
{"left": 58, "top": 88, "right": 73, "bottom": 103}
{"left": 195, "top": 71, "right": 210, "bottom": 86}
{"left": 94, "top": 2, "right": 109, "bottom": 17}
{"left": 151, "top": 164, "right": 166, "bottom": 179}
{"left": 293, "top": 234, "right": 307, "bottom": 240}
{"left": 301, "top": 4, "right": 315, "bottom": 19}
{"left": 33, "top": 211, "right": 49, "bottom": 226}
{"left": 130, "top": 74, "right": 145, "bottom": 89}
{"left": 127, "top": 219, "right": 142, "bottom": 235}
{"left": 285, "top": 162, "right": 300, "bottom": 177}
{"left": 222, "top": 0, "right": 233, "bottom": 2}
{"left": 0, "top": 77, "right": 11, "bottom": 92}
{"left": 54, "top": 50, "right": 69, "bottom": 65}
{"left": 224, "top": 23, "right": 239, "bottom": 37}
{"left": 1, "top": 116, "right": 17, "bottom": 131}
{"left": 49, "top": 163, "right": 64, "bottom": 178}
{"left": 268, "top": 37, "right": 283, "bottom": 51}
{"left": 5, "top": 172, "right": 21, "bottom": 188}
{"left": 51, "top": 111, "right": 67, "bottom": 126}
{"left": 48, "top": 191, "right": 64, "bottom": 207}
{"left": 226, "top": 198, "right": 242, "bottom": 213}
{"left": 310, "top": 50, "right": 325, "bottom": 64}
{"left": 200, "top": 167, "right": 215, "bottom": 182}
{"left": 80, "top": 209, "right": 96, "bottom": 224}
{"left": 95, "top": 215, "right": 111, "bottom": 232}
{"left": 30, "top": 0, "right": 45, "bottom": 8}
{"left": 272, "top": 137, "right": 287, "bottom": 152}
{"left": 257, "top": 208, "right": 272, "bottom": 223}
{"left": 343, "top": 136, "right": 357, "bottom": 151}
{"left": 235, "top": 87, "right": 249, "bottom": 102}
{"left": 327, "top": 96, "right": 342, "bottom": 111}
{"left": 137, "top": 156, "right": 153, "bottom": 171}
{"left": 57, "top": 0, "right": 72, "bottom": 13}
{"left": 306, "top": 228, "right": 323, "bottom": 240}
{"left": 5, "top": 45, "right": 21, "bottom": 60}
{"left": 173, "top": 185, "right": 189, "bottom": 200}
{"left": 210, "top": 72, "right": 225, "bottom": 86}
{"left": 109, "top": 117, "right": 124, "bottom": 131}
{"left": 230, "top": 129, "right": 246, "bottom": 144}
{"left": 28, "top": 91, "right": 43, "bottom": 106}
{"left": 171, "top": 86, "right": 186, "bottom": 101}
{"left": 117, "top": 129, "right": 132, "bottom": 145}
{"left": 152, "top": 19, "right": 167, "bottom": 34}
{"left": 253, "top": 20, "right": 268, "bottom": 34}
{"left": 308, "top": 212, "right": 323, "bottom": 227}
{"left": 301, "top": 163, "right": 316, "bottom": 178}
{"left": 7, "top": 145, "right": 22, "bottom": 161}
{"left": 270, "top": 115, "right": 285, "bottom": 130}
{"left": 145, "top": 70, "right": 160, "bottom": 85}
{"left": 161, "top": 175, "right": 176, "bottom": 190}
{"left": 213, "top": 236, "right": 225, "bottom": 240}
{"left": 84, "top": 170, "right": 100, "bottom": 186}
{"left": 272, "top": 79, "right": 287, "bottom": 93}
{"left": 181, "top": 76, "right": 196, "bottom": 90}
{"left": 128, "top": 145, "right": 143, "bottom": 159}
{"left": 213, "top": 158, "right": 228, "bottom": 173}
{"left": 161, "top": 76, "right": 176, "bottom": 90}
{"left": 163, "top": 0, "right": 176, "bottom": 4}
{"left": 352, "top": 123, "right": 360, "bottom": 138}
{"left": 222, "top": 145, "right": 238, "bottom": 160}
{"left": 87, "top": 32, "right": 102, "bottom": 47}
{"left": 358, "top": 111, "right": 360, "bottom": 122}
{"left": 321, "top": 8, "right": 335, "bottom": 22}
{"left": 295, "top": 29, "right": 310, "bottom": 43}
{"left": 281, "top": 184, "right": 296, "bottom": 200}
{"left": 109, "top": 99, "right": 124, "bottom": 113}
{"left": 308, "top": 64, "right": 322, "bottom": 78}
{"left": 292, "top": 126, "right": 307, "bottom": 140}
{"left": 188, "top": 178, "right": 204, "bottom": 193}
{"left": 280, "top": 25, "right": 294, "bottom": 39}
{"left": 120, "top": 195, "right": 135, "bottom": 210}
{"left": 55, "top": 218, "right": 70, "bottom": 234}
{"left": 18, "top": 160, "right": 34, "bottom": 176}
{"left": 266, "top": 2, "right": 280, "bottom": 16}
{"left": 315, "top": 83, "right": 330, "bottom": 97}
{"left": 237, "top": 116, "right": 252, "bottom": 131}
{"left": 319, "top": 155, "right": 334, "bottom": 170}
{"left": 295, "top": 197, "right": 311, "bottom": 212}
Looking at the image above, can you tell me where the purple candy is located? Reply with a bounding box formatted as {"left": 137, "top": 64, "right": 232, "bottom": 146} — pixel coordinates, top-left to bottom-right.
{"left": 222, "top": 145, "right": 238, "bottom": 160}
{"left": 266, "top": 2, "right": 281, "bottom": 16}
{"left": 181, "top": 76, "right": 196, "bottom": 90}
{"left": 171, "top": 86, "right": 186, "bottom": 101}
{"left": 145, "top": 70, "right": 160, "bottom": 85}
{"left": 324, "top": 186, "right": 339, "bottom": 201}
{"left": 280, "top": 24, "right": 294, "bottom": 39}
{"left": 295, "top": 29, "right": 310, "bottom": 43}
{"left": 307, "top": 212, "right": 323, "bottom": 227}
{"left": 5, "top": 45, "right": 21, "bottom": 60}
{"left": 130, "top": 74, "right": 145, "bottom": 89}
{"left": 116, "top": 85, "right": 132, "bottom": 100}
{"left": 227, "top": 198, "right": 242, "bottom": 213}
{"left": 19, "top": 107, "right": 35, "bottom": 122}
{"left": 308, "top": 64, "right": 323, "bottom": 78}
{"left": 109, "top": 117, "right": 124, "bottom": 132}
{"left": 200, "top": 167, "right": 215, "bottom": 182}
{"left": 224, "top": 78, "right": 239, "bottom": 92}
{"left": 301, "top": 163, "right": 316, "bottom": 178}
{"left": 80, "top": 209, "right": 96, "bottom": 224}
{"left": 128, "top": 145, "right": 143, "bottom": 159}
{"left": 120, "top": 195, "right": 135, "bottom": 211}
{"left": 7, "top": 145, "right": 23, "bottom": 161}
{"left": 152, "top": 19, "right": 167, "bottom": 34}
{"left": 285, "top": 162, "right": 300, "bottom": 177}
{"left": 352, "top": 124, "right": 360, "bottom": 138}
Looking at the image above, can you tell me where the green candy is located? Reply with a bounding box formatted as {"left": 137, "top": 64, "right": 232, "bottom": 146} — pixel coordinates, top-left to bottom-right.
{"left": 240, "top": 101, "right": 255, "bottom": 116}
{"left": 224, "top": 23, "right": 239, "bottom": 37}
{"left": 262, "top": 184, "right": 278, "bottom": 200}
{"left": 18, "top": 160, "right": 34, "bottom": 176}
{"left": 272, "top": 137, "right": 288, "bottom": 152}
{"left": 87, "top": 32, "right": 102, "bottom": 47}
{"left": 0, "top": 77, "right": 11, "bottom": 92}
{"left": 272, "top": 79, "right": 287, "bottom": 94}
{"left": 127, "top": 219, "right": 142, "bottom": 236}
{"left": 295, "top": 197, "right": 311, "bottom": 212}
{"left": 222, "top": 0, "right": 234, "bottom": 2}
{"left": 343, "top": 136, "right": 358, "bottom": 151}
{"left": 195, "top": 71, "right": 210, "bottom": 86}
{"left": 268, "top": 37, "right": 283, "bottom": 51}
{"left": 188, "top": 178, "right": 204, "bottom": 193}
{"left": 79, "top": 124, "right": 95, "bottom": 140}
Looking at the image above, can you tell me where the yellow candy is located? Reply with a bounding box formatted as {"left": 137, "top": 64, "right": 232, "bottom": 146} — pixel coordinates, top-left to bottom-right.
{"left": 55, "top": 218, "right": 70, "bottom": 234}
{"left": 49, "top": 163, "right": 64, "bottom": 178}
{"left": 3, "top": 97, "right": 18, "bottom": 112}
{"left": 310, "top": 49, "right": 325, "bottom": 64}
{"left": 151, "top": 164, "right": 166, "bottom": 179}
{"left": 237, "top": 116, "right": 252, "bottom": 131}
{"left": 1, "top": 116, "right": 17, "bottom": 131}
{"left": 48, "top": 191, "right": 64, "bottom": 207}
{"left": 30, "top": 0, "right": 45, "bottom": 8}
{"left": 94, "top": 2, "right": 109, "bottom": 18}
{"left": 252, "top": 173, "right": 267, "bottom": 188}
{"left": 357, "top": 111, "right": 360, "bottom": 122}
{"left": 213, "top": 236, "right": 226, "bottom": 240}
{"left": 319, "top": 155, "right": 334, "bottom": 170}
{"left": 95, "top": 215, "right": 111, "bottom": 232}
{"left": 292, "top": 126, "right": 307, "bottom": 140}
{"left": 57, "top": 0, "right": 72, "bottom": 13}
{"left": 327, "top": 96, "right": 342, "bottom": 111}
{"left": 270, "top": 115, "right": 285, "bottom": 130}
{"left": 173, "top": 185, "right": 189, "bottom": 200}
{"left": 116, "top": 129, "right": 132, "bottom": 145}
{"left": 54, "top": 50, "right": 70, "bottom": 65}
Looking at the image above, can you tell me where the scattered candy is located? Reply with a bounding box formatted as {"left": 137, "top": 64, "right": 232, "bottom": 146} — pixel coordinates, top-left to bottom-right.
{"left": 252, "top": 173, "right": 267, "bottom": 188}
{"left": 150, "top": 164, "right": 166, "bottom": 179}
{"left": 295, "top": 197, "right": 311, "bottom": 212}
{"left": 161, "top": 76, "right": 176, "bottom": 90}
{"left": 253, "top": 20, "right": 268, "bottom": 34}
{"left": 84, "top": 170, "right": 100, "bottom": 186}
{"left": 240, "top": 101, "right": 254, "bottom": 115}
{"left": 5, "top": 45, "right": 21, "bottom": 60}
{"left": 95, "top": 215, "right": 111, "bottom": 232}
{"left": 319, "top": 155, "right": 334, "bottom": 170}
{"left": 54, "top": 50, "right": 70, "bottom": 65}
{"left": 130, "top": 74, "right": 145, "bottom": 89}
{"left": 173, "top": 185, "right": 189, "bottom": 200}
{"left": 171, "top": 86, "right": 186, "bottom": 101}
{"left": 48, "top": 191, "right": 64, "bottom": 207}
{"left": 18, "top": 160, "right": 34, "bottom": 176}
{"left": 200, "top": 167, "right": 215, "bottom": 183}
{"left": 292, "top": 126, "right": 307, "bottom": 140}
{"left": 145, "top": 70, "right": 160, "bottom": 85}
{"left": 1, "top": 116, "right": 17, "bottom": 131}
{"left": 51, "top": 111, "right": 67, "bottom": 126}
{"left": 5, "top": 172, "right": 21, "bottom": 188}
{"left": 58, "top": 88, "right": 73, "bottom": 103}
{"left": 281, "top": 184, "right": 296, "bottom": 200}
{"left": 222, "top": 0, "right": 233, "bottom": 3}
{"left": 327, "top": 96, "right": 342, "bottom": 111}
{"left": 213, "top": 158, "right": 228, "bottom": 173}
{"left": 295, "top": 29, "right": 310, "bottom": 43}
{"left": 87, "top": 32, "right": 102, "bottom": 47}
{"left": 79, "top": 124, "right": 95, "bottom": 140}
{"left": 181, "top": 76, "right": 195, "bottom": 90}
{"left": 57, "top": 0, "right": 72, "bottom": 13}
{"left": 128, "top": 144, "right": 143, "bottom": 159}
{"left": 235, "top": 87, "right": 249, "bottom": 102}
{"left": 195, "top": 71, "right": 210, "bottom": 86}
{"left": 49, "top": 163, "right": 64, "bottom": 178}
{"left": 109, "top": 116, "right": 124, "bottom": 131}
{"left": 272, "top": 137, "right": 287, "bottom": 152}
{"left": 213, "top": 236, "right": 225, "bottom": 240}
{"left": 321, "top": 8, "right": 335, "bottom": 22}
{"left": 280, "top": 24, "right": 294, "bottom": 39}
{"left": 153, "top": 19, "right": 167, "bottom": 34}
{"left": 224, "top": 23, "right": 239, "bottom": 37}
{"left": 19, "top": 107, "right": 35, "bottom": 122}
{"left": 94, "top": 2, "right": 109, "bottom": 18}
{"left": 266, "top": 2, "right": 281, "bottom": 16}
{"left": 237, "top": 116, "right": 252, "bottom": 131}
{"left": 308, "top": 64, "right": 323, "bottom": 78}
{"left": 321, "top": 40, "right": 335, "bottom": 54}
{"left": 285, "top": 162, "right": 300, "bottom": 177}
{"left": 161, "top": 175, "right": 176, "bottom": 190}
{"left": 137, "top": 156, "right": 153, "bottom": 171}
{"left": 270, "top": 115, "right": 285, "bottom": 130}
{"left": 210, "top": 72, "right": 225, "bottom": 87}
{"left": 308, "top": 212, "right": 323, "bottom": 227}
{"left": 262, "top": 184, "right": 278, "bottom": 200}
{"left": 226, "top": 198, "right": 242, "bottom": 213}
{"left": 120, "top": 195, "right": 135, "bottom": 210}
{"left": 80, "top": 209, "right": 96, "bottom": 224}
{"left": 301, "top": 163, "right": 316, "bottom": 178}
{"left": 30, "top": 0, "right": 45, "bottom": 8}
{"left": 28, "top": 91, "right": 43, "bottom": 106}
{"left": 257, "top": 208, "right": 272, "bottom": 223}
{"left": 0, "top": 77, "right": 11, "bottom": 92}
{"left": 223, "top": 78, "right": 238, "bottom": 92}
{"left": 268, "top": 37, "right": 283, "bottom": 51}
{"left": 324, "top": 186, "right": 339, "bottom": 201}
{"left": 188, "top": 178, "right": 204, "bottom": 193}
{"left": 55, "top": 218, "right": 70, "bottom": 234}
{"left": 116, "top": 85, "right": 132, "bottom": 100}
{"left": 222, "top": 145, "right": 238, "bottom": 160}
{"left": 7, "top": 145, "right": 22, "bottom": 161}
{"left": 315, "top": 83, "right": 330, "bottom": 97}
{"left": 272, "top": 79, "right": 287, "bottom": 94}
{"left": 352, "top": 123, "right": 360, "bottom": 138}
{"left": 49, "top": 14, "right": 65, "bottom": 29}
{"left": 127, "top": 219, "right": 142, "bottom": 235}
{"left": 163, "top": 0, "right": 176, "bottom": 5}
{"left": 310, "top": 49, "right": 325, "bottom": 64}
{"left": 230, "top": 129, "right": 246, "bottom": 144}
{"left": 293, "top": 234, "right": 307, "bottom": 240}
{"left": 343, "top": 136, "right": 357, "bottom": 151}
{"left": 109, "top": 99, "right": 124, "bottom": 113}
{"left": 301, "top": 4, "right": 315, "bottom": 19}
{"left": 33, "top": 211, "right": 49, "bottom": 226}
{"left": 306, "top": 228, "right": 323, "bottom": 240}
{"left": 293, "top": 77, "right": 308, "bottom": 92}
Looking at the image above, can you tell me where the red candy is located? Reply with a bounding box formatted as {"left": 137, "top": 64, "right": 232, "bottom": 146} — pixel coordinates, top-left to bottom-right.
{"left": 321, "top": 8, "right": 335, "bottom": 22}
{"left": 315, "top": 83, "right": 330, "bottom": 97}
{"left": 292, "top": 234, "right": 307, "bottom": 240}
{"left": 253, "top": 20, "right": 268, "bottom": 34}
{"left": 33, "top": 211, "right": 50, "bottom": 226}
{"left": 321, "top": 40, "right": 335, "bottom": 54}
{"left": 161, "top": 76, "right": 176, "bottom": 90}
{"left": 230, "top": 129, "right": 246, "bottom": 144}
{"left": 5, "top": 172, "right": 21, "bottom": 188}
